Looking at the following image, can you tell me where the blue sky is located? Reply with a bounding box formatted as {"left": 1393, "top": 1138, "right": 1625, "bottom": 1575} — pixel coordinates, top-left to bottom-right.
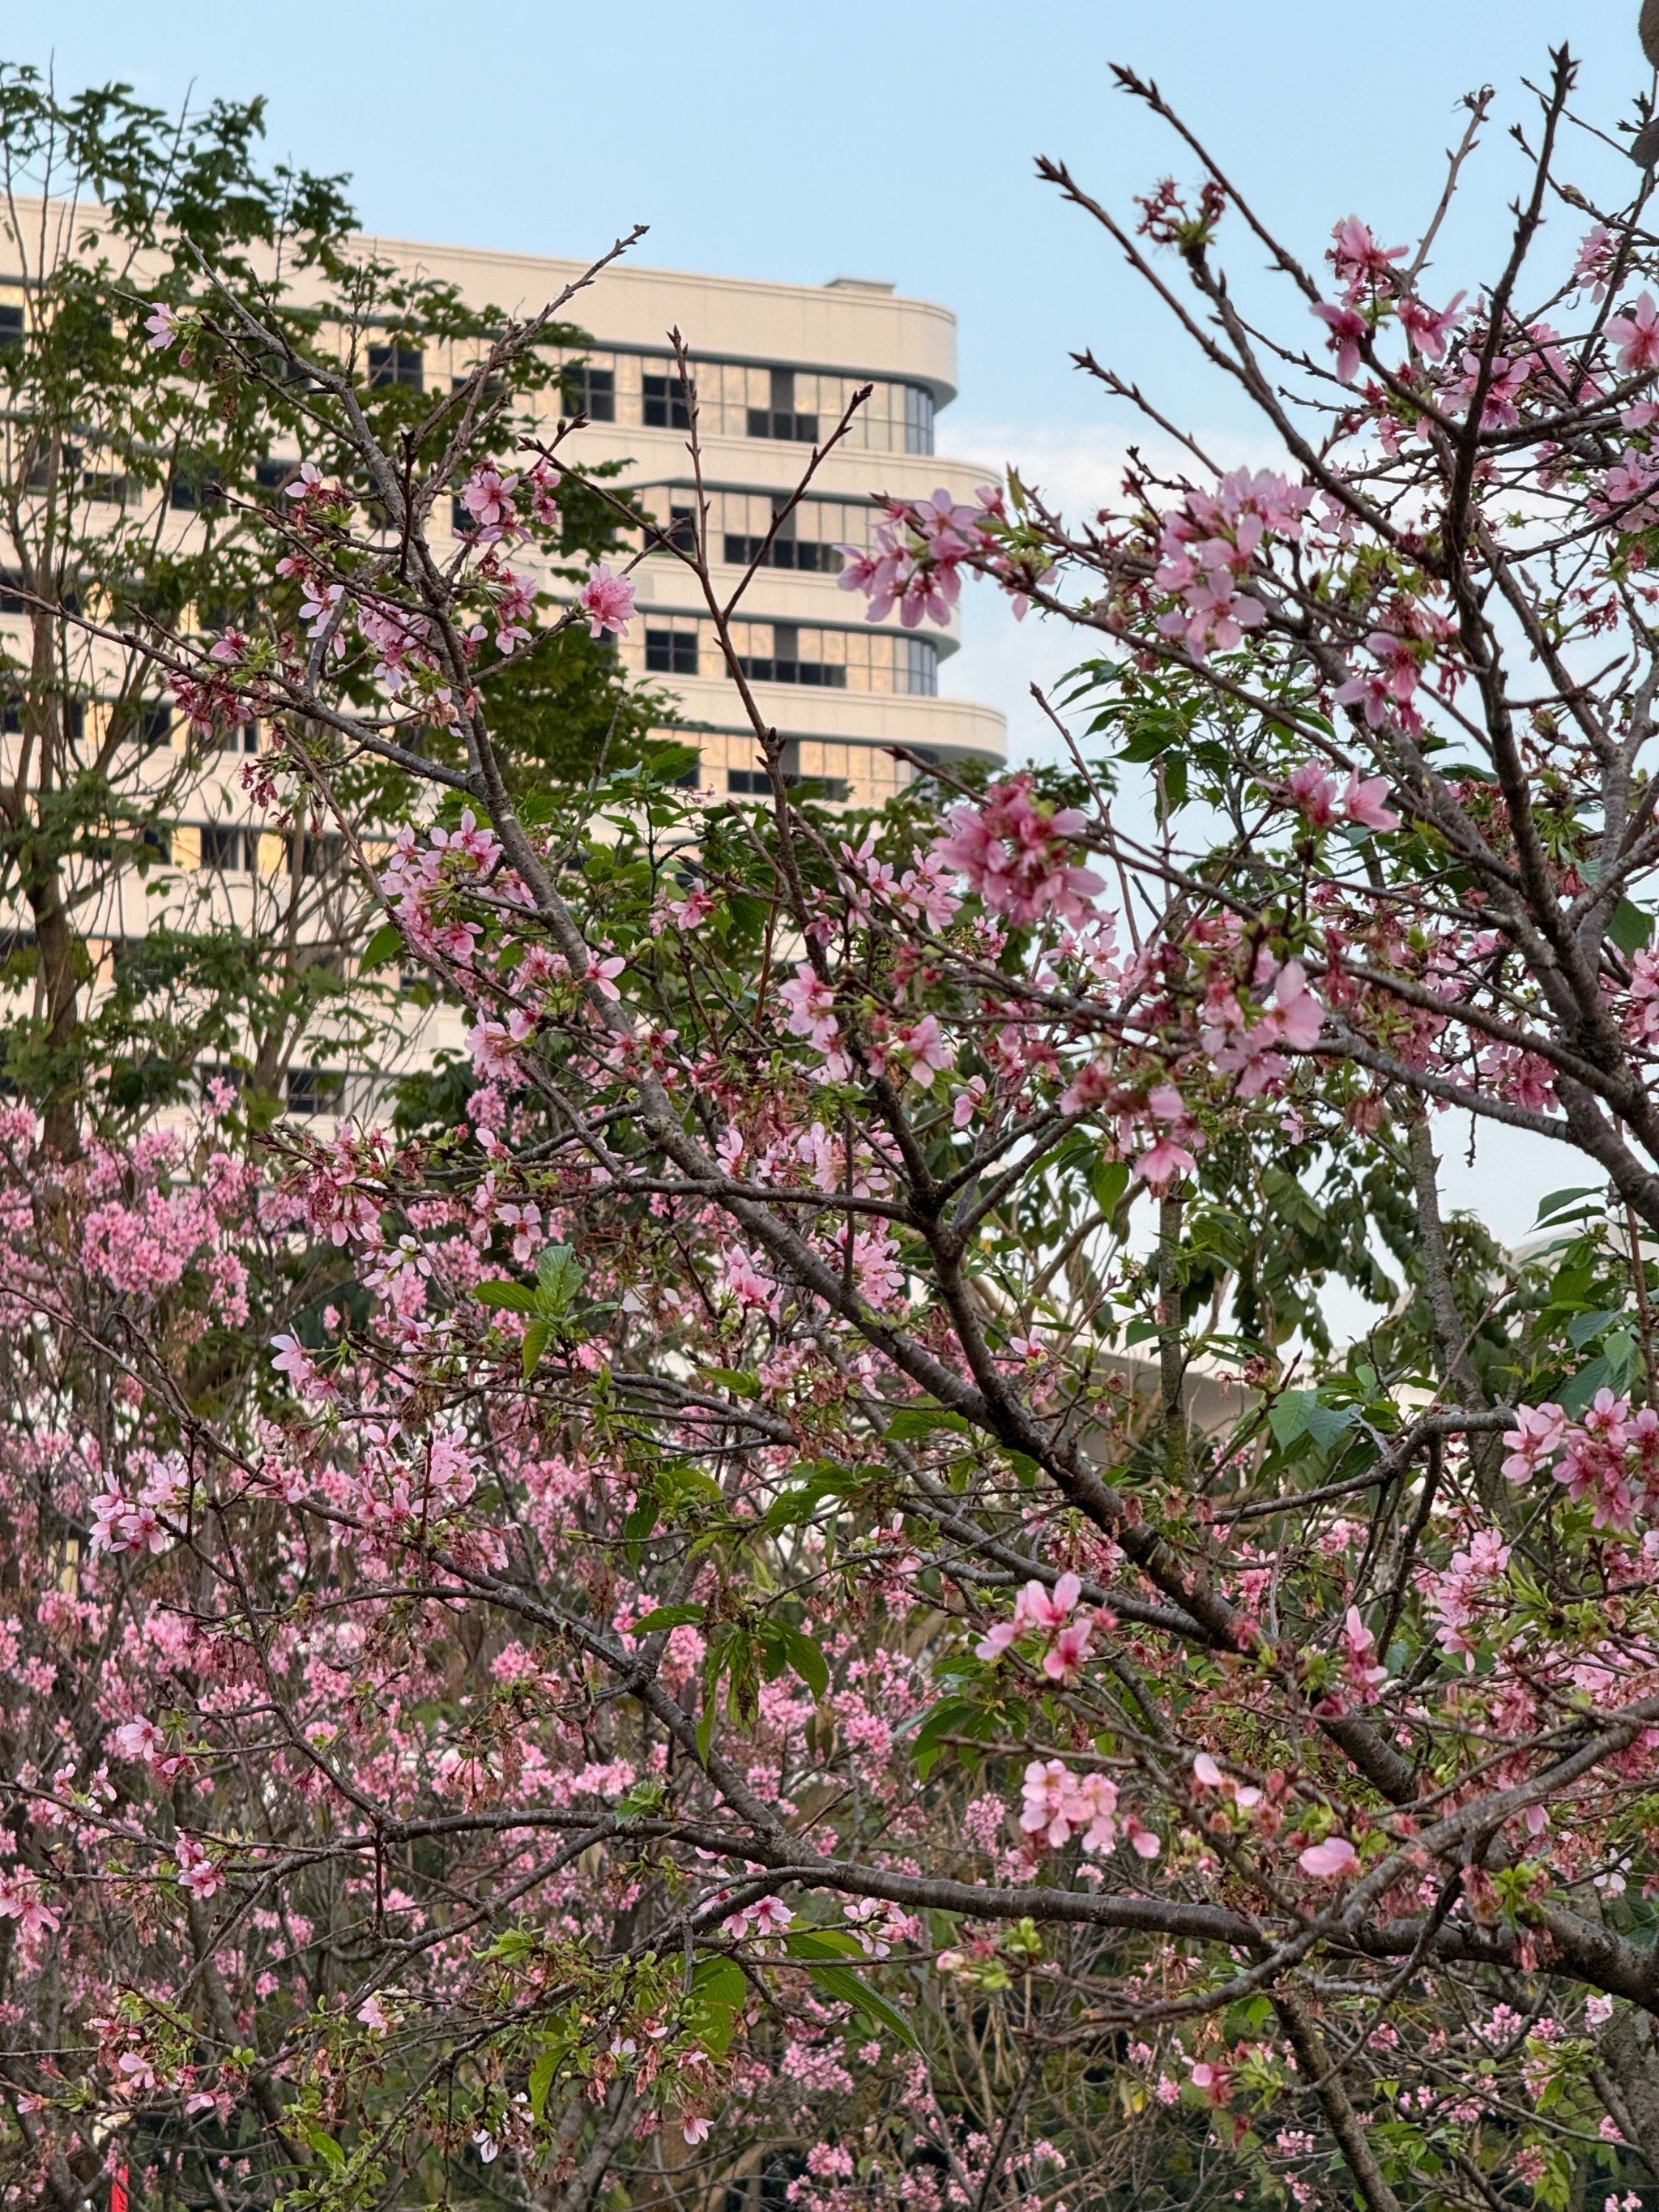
{"left": 15, "top": 1, "right": 1649, "bottom": 1245}
{"left": 19, "top": 2, "right": 1647, "bottom": 745}
{"left": 15, "top": 2, "right": 1646, "bottom": 432}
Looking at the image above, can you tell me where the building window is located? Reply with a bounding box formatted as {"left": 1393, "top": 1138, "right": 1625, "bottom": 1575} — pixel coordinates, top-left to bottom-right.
{"left": 254, "top": 457, "right": 296, "bottom": 494}
{"left": 169, "top": 460, "right": 225, "bottom": 510}
{"left": 199, "top": 822, "right": 246, "bottom": 872}
{"left": 736, "top": 621, "right": 847, "bottom": 689}
{"left": 727, "top": 766, "right": 850, "bottom": 802}
{"left": 645, "top": 627, "right": 699, "bottom": 677}
{"left": 286, "top": 1066, "right": 345, "bottom": 1116}
{"left": 126, "top": 703, "right": 173, "bottom": 749}
{"left": 565, "top": 363, "right": 616, "bottom": 421}
{"left": 642, "top": 369, "right": 693, "bottom": 429}
{"left": 0, "top": 302, "right": 23, "bottom": 350}
{"left": 904, "top": 385, "right": 936, "bottom": 455}
{"left": 625, "top": 615, "right": 937, "bottom": 697}
{"left": 902, "top": 638, "right": 939, "bottom": 696}
{"left": 288, "top": 831, "right": 345, "bottom": 878}
{"left": 369, "top": 344, "right": 424, "bottom": 391}
{"left": 722, "top": 530, "right": 842, "bottom": 574}
{"left": 746, "top": 367, "right": 818, "bottom": 444}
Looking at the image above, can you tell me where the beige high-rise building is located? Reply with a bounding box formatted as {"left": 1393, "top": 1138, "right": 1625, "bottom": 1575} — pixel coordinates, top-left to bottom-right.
{"left": 0, "top": 220, "right": 1005, "bottom": 1116}
{"left": 361, "top": 233, "right": 1008, "bottom": 806}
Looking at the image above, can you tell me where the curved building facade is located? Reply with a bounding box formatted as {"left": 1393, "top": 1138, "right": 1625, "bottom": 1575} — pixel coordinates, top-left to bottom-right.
{"left": 358, "top": 237, "right": 1008, "bottom": 805}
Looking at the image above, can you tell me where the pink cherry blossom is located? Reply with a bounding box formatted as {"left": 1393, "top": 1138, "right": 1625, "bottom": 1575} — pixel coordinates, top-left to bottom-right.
{"left": 1608, "top": 293, "right": 1659, "bottom": 374}
{"left": 1342, "top": 770, "right": 1400, "bottom": 831}
{"left": 580, "top": 564, "right": 636, "bottom": 639}
{"left": 1313, "top": 301, "right": 1367, "bottom": 382}
{"left": 1299, "top": 1835, "right": 1361, "bottom": 1880}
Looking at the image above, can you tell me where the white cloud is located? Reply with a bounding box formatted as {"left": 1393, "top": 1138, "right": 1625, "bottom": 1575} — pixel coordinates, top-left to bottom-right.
{"left": 936, "top": 416, "right": 1286, "bottom": 768}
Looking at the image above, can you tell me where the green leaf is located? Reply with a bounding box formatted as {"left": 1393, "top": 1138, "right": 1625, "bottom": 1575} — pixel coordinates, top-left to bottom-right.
{"left": 786, "top": 1928, "right": 865, "bottom": 1962}
{"left": 912, "top": 1695, "right": 983, "bottom": 1779}
{"left": 1606, "top": 1329, "right": 1638, "bottom": 1392}
{"left": 528, "top": 2043, "right": 560, "bottom": 2121}
{"left": 613, "top": 1776, "right": 667, "bottom": 1826}
{"left": 1559, "top": 1356, "right": 1614, "bottom": 1417}
{"left": 474, "top": 1279, "right": 539, "bottom": 1313}
{"left": 522, "top": 1318, "right": 552, "bottom": 1377}
{"left": 1611, "top": 898, "right": 1654, "bottom": 954}
{"left": 1568, "top": 1308, "right": 1626, "bottom": 1350}
{"left": 1536, "top": 1185, "right": 1601, "bottom": 1223}
{"left": 302, "top": 2124, "right": 346, "bottom": 2171}
{"left": 1090, "top": 1156, "right": 1131, "bottom": 1215}
{"left": 776, "top": 1624, "right": 830, "bottom": 1702}
{"left": 764, "top": 1463, "right": 861, "bottom": 1531}
{"left": 885, "top": 1407, "right": 970, "bottom": 1441}
{"left": 699, "top": 1365, "right": 760, "bottom": 1399}
{"left": 643, "top": 741, "right": 701, "bottom": 785}
{"left": 535, "top": 1244, "right": 585, "bottom": 1317}
{"left": 689, "top": 1958, "right": 748, "bottom": 2050}
{"left": 687, "top": 1957, "right": 748, "bottom": 2056}
{"left": 359, "top": 920, "right": 405, "bottom": 971}
{"left": 1304, "top": 1399, "right": 1357, "bottom": 1453}
{"left": 1268, "top": 1390, "right": 1354, "bottom": 1454}
{"left": 691, "top": 1957, "right": 749, "bottom": 2002}
{"left": 633, "top": 1603, "right": 705, "bottom": 1633}
{"left": 1268, "top": 1391, "right": 1311, "bottom": 1447}
{"left": 804, "top": 1962, "right": 919, "bottom": 2049}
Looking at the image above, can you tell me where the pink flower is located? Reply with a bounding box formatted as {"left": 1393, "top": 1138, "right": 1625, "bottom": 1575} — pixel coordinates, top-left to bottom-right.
{"left": 1609, "top": 293, "right": 1659, "bottom": 374}
{"left": 1313, "top": 301, "right": 1367, "bottom": 382}
{"left": 1019, "top": 1759, "right": 1121, "bottom": 1853}
{"left": 1500, "top": 1403, "right": 1567, "bottom": 1485}
{"left": 580, "top": 564, "right": 636, "bottom": 639}
{"left": 1269, "top": 959, "right": 1323, "bottom": 1049}
{"left": 975, "top": 1621, "right": 1021, "bottom": 1662}
{"left": 1342, "top": 770, "right": 1400, "bottom": 831}
{"left": 932, "top": 775, "right": 1103, "bottom": 929}
{"left": 586, "top": 954, "right": 626, "bottom": 1001}
{"left": 357, "top": 1994, "right": 393, "bottom": 2032}
{"left": 0, "top": 1869, "right": 60, "bottom": 1940}
{"left": 894, "top": 1014, "right": 955, "bottom": 1089}
{"left": 1189, "top": 2060, "right": 1231, "bottom": 2105}
{"left": 1133, "top": 1084, "right": 1201, "bottom": 1191}
{"left": 1299, "top": 1834, "right": 1361, "bottom": 1880}
{"left": 144, "top": 303, "right": 180, "bottom": 351}
{"left": 1043, "top": 1616, "right": 1096, "bottom": 1682}
{"left": 1398, "top": 291, "right": 1466, "bottom": 361}
{"left": 1575, "top": 226, "right": 1618, "bottom": 302}
{"left": 1338, "top": 1607, "right": 1388, "bottom": 1706}
{"left": 460, "top": 462, "right": 519, "bottom": 536}
{"left": 113, "top": 1718, "right": 166, "bottom": 1765}
{"left": 175, "top": 1836, "right": 224, "bottom": 1901}
{"left": 952, "top": 1074, "right": 988, "bottom": 1129}
{"left": 682, "top": 2115, "right": 711, "bottom": 2146}
{"left": 1287, "top": 761, "right": 1338, "bottom": 827}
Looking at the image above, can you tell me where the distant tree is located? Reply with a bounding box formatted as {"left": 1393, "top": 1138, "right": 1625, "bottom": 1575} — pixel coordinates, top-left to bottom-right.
{"left": 0, "top": 66, "right": 661, "bottom": 1153}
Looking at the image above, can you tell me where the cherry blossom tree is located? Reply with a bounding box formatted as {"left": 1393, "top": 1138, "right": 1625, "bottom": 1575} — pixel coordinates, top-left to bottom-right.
{"left": 22, "top": 30, "right": 1659, "bottom": 2212}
